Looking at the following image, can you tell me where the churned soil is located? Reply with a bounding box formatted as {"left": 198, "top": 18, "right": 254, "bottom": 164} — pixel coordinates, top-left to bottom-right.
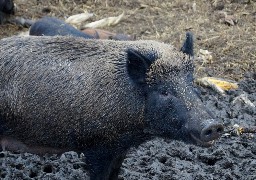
{"left": 0, "top": 0, "right": 255, "bottom": 179}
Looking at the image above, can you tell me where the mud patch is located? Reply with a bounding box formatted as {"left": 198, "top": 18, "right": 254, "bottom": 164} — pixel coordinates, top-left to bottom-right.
{"left": 0, "top": 151, "right": 89, "bottom": 179}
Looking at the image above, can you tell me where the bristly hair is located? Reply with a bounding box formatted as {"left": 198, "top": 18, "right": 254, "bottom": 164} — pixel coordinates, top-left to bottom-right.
{"left": 145, "top": 46, "right": 194, "bottom": 84}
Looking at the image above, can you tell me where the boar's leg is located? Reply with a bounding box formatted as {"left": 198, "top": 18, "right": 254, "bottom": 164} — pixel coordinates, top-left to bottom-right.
{"left": 0, "top": 136, "right": 69, "bottom": 155}
{"left": 180, "top": 31, "right": 194, "bottom": 57}
{"left": 84, "top": 133, "right": 146, "bottom": 180}
{"left": 84, "top": 146, "right": 127, "bottom": 180}
{"left": 108, "top": 154, "right": 126, "bottom": 179}
{"left": 0, "top": 136, "right": 29, "bottom": 152}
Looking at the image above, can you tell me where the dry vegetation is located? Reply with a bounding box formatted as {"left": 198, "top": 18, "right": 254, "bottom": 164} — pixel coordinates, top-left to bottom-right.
{"left": 1, "top": 0, "right": 255, "bottom": 81}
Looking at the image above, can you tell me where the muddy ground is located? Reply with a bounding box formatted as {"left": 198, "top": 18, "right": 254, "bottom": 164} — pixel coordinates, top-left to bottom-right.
{"left": 0, "top": 0, "right": 255, "bottom": 179}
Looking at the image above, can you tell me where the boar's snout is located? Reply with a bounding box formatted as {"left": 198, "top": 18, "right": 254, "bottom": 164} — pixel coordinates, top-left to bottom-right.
{"left": 201, "top": 119, "right": 224, "bottom": 142}
{"left": 190, "top": 119, "right": 224, "bottom": 147}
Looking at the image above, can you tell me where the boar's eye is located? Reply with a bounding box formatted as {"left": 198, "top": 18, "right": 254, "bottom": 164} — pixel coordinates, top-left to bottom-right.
{"left": 160, "top": 90, "right": 169, "bottom": 96}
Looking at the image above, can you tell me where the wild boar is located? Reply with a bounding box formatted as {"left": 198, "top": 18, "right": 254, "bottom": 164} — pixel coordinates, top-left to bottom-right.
{"left": 0, "top": 35, "right": 223, "bottom": 180}
{"left": 29, "top": 16, "right": 94, "bottom": 39}
{"left": 29, "top": 16, "right": 135, "bottom": 40}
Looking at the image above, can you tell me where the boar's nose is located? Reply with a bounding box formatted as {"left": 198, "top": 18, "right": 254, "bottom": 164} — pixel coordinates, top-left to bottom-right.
{"left": 200, "top": 119, "right": 224, "bottom": 142}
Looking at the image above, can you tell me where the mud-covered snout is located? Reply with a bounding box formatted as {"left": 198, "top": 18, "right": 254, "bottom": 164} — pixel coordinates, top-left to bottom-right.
{"left": 189, "top": 119, "right": 224, "bottom": 147}
{"left": 200, "top": 119, "right": 224, "bottom": 142}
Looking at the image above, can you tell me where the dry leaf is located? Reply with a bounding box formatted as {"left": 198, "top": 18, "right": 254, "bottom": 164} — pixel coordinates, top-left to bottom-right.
{"left": 216, "top": 11, "right": 237, "bottom": 26}
{"left": 205, "top": 77, "right": 238, "bottom": 90}
{"left": 232, "top": 93, "right": 255, "bottom": 108}
{"left": 192, "top": 2, "right": 196, "bottom": 12}
{"left": 65, "top": 12, "right": 94, "bottom": 28}
{"left": 199, "top": 49, "right": 213, "bottom": 63}
{"left": 196, "top": 77, "right": 238, "bottom": 95}
{"left": 225, "top": 15, "right": 236, "bottom": 26}
{"left": 82, "top": 12, "right": 124, "bottom": 29}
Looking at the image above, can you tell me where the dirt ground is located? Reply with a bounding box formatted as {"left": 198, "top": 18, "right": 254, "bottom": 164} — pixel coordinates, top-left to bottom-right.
{"left": 0, "top": 0, "right": 255, "bottom": 179}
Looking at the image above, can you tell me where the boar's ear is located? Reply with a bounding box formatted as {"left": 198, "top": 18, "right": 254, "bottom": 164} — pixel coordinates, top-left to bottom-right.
{"left": 127, "top": 48, "right": 155, "bottom": 84}
{"left": 180, "top": 31, "right": 194, "bottom": 58}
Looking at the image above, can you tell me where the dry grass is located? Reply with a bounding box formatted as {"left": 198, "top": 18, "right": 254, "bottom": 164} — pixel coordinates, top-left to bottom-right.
{"left": 0, "top": 0, "right": 255, "bottom": 81}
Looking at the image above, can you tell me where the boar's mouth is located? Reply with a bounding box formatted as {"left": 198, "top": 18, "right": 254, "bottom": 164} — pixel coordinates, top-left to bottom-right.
{"left": 190, "top": 133, "right": 215, "bottom": 147}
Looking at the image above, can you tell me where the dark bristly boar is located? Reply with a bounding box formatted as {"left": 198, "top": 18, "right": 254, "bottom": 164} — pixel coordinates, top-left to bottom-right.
{"left": 29, "top": 16, "right": 94, "bottom": 39}
{"left": 29, "top": 16, "right": 135, "bottom": 41}
{"left": 0, "top": 35, "right": 224, "bottom": 180}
